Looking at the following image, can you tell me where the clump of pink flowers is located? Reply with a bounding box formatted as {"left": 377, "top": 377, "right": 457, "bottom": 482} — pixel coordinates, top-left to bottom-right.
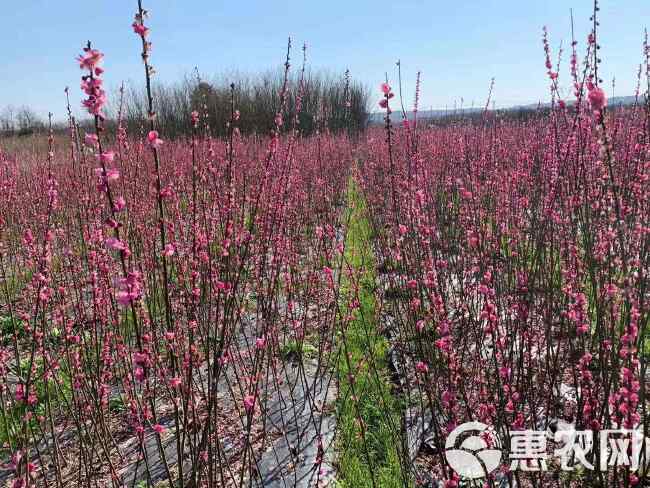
{"left": 379, "top": 82, "right": 394, "bottom": 110}
{"left": 147, "top": 130, "right": 163, "bottom": 148}
{"left": 78, "top": 46, "right": 107, "bottom": 118}
{"left": 587, "top": 79, "right": 607, "bottom": 112}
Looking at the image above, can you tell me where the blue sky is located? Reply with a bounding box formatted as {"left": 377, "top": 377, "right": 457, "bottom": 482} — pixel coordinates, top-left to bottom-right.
{"left": 1, "top": 0, "right": 647, "bottom": 120}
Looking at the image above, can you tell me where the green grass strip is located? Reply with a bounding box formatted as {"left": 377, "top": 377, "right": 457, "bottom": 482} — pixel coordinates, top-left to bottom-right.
{"left": 335, "top": 177, "right": 408, "bottom": 488}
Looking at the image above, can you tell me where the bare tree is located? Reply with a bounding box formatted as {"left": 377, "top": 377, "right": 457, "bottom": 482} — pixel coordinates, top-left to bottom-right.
{"left": 15, "top": 106, "right": 44, "bottom": 134}
{"left": 0, "top": 105, "right": 16, "bottom": 135}
{"left": 118, "top": 69, "right": 369, "bottom": 139}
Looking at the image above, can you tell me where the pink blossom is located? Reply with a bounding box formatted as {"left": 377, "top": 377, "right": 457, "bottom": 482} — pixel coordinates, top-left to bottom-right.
{"left": 99, "top": 151, "right": 115, "bottom": 164}
{"left": 415, "top": 361, "right": 428, "bottom": 374}
{"left": 604, "top": 283, "right": 618, "bottom": 298}
{"left": 95, "top": 167, "right": 120, "bottom": 182}
{"left": 15, "top": 384, "right": 25, "bottom": 402}
{"left": 116, "top": 271, "right": 142, "bottom": 306}
{"left": 132, "top": 22, "right": 150, "bottom": 37}
{"left": 134, "top": 351, "right": 150, "bottom": 366}
{"left": 106, "top": 168, "right": 120, "bottom": 181}
{"left": 81, "top": 77, "right": 103, "bottom": 96}
{"left": 23, "top": 229, "right": 34, "bottom": 245}
{"left": 147, "top": 130, "right": 164, "bottom": 149}
{"left": 588, "top": 85, "right": 607, "bottom": 112}
{"left": 135, "top": 368, "right": 146, "bottom": 382}
{"left": 268, "top": 135, "right": 279, "bottom": 153}
{"left": 380, "top": 83, "right": 391, "bottom": 95}
{"left": 160, "top": 186, "right": 174, "bottom": 198}
{"left": 117, "top": 291, "right": 133, "bottom": 307}
{"left": 84, "top": 133, "right": 99, "bottom": 147}
{"left": 105, "top": 237, "right": 126, "bottom": 251}
{"left": 77, "top": 49, "right": 104, "bottom": 71}
{"left": 444, "top": 475, "right": 459, "bottom": 488}
{"left": 82, "top": 92, "right": 107, "bottom": 116}
{"left": 39, "top": 287, "right": 53, "bottom": 302}
{"left": 243, "top": 394, "right": 255, "bottom": 413}
{"left": 162, "top": 243, "right": 175, "bottom": 257}
{"left": 77, "top": 46, "right": 108, "bottom": 116}
{"left": 27, "top": 392, "right": 37, "bottom": 406}
{"left": 153, "top": 424, "right": 165, "bottom": 434}
{"left": 434, "top": 336, "right": 452, "bottom": 352}
{"left": 441, "top": 390, "right": 453, "bottom": 407}
{"left": 113, "top": 196, "right": 127, "bottom": 212}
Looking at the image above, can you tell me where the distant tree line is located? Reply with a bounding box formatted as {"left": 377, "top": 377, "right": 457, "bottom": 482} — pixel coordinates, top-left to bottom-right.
{"left": 111, "top": 70, "right": 370, "bottom": 138}
{"left": 0, "top": 106, "right": 47, "bottom": 137}
{"left": 0, "top": 70, "right": 370, "bottom": 140}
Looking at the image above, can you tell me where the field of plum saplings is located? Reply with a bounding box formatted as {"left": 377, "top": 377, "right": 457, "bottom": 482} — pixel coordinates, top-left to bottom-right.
{"left": 0, "top": 1, "right": 649, "bottom": 487}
